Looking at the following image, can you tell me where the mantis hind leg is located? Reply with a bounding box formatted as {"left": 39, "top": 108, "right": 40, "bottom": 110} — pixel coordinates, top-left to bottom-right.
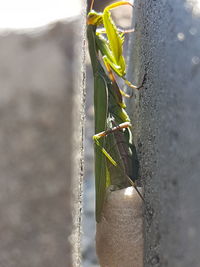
{"left": 94, "top": 121, "right": 144, "bottom": 201}
{"left": 93, "top": 122, "right": 131, "bottom": 166}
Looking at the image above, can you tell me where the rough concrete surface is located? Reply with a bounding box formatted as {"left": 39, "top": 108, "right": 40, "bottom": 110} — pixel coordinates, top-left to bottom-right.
{"left": 127, "top": 0, "right": 200, "bottom": 266}
{"left": 0, "top": 19, "right": 80, "bottom": 267}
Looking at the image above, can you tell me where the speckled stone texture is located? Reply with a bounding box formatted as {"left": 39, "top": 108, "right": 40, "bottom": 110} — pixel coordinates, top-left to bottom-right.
{"left": 127, "top": 0, "right": 200, "bottom": 266}
{"left": 96, "top": 187, "right": 144, "bottom": 267}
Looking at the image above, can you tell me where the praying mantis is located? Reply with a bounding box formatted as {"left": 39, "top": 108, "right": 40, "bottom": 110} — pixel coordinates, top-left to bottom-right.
{"left": 87, "top": 0, "right": 143, "bottom": 223}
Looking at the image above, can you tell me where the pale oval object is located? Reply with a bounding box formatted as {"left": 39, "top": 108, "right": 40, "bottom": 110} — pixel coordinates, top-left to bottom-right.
{"left": 96, "top": 186, "right": 144, "bottom": 267}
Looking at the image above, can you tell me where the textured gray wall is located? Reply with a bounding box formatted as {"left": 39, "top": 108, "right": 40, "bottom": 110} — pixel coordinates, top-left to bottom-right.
{"left": 0, "top": 19, "right": 81, "bottom": 267}
{"left": 127, "top": 0, "right": 200, "bottom": 266}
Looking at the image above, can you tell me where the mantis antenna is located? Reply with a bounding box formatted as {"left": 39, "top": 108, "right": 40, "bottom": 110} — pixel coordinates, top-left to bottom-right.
{"left": 90, "top": 0, "right": 95, "bottom": 11}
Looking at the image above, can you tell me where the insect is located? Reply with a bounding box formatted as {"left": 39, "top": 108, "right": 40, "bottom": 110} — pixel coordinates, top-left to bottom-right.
{"left": 87, "top": 0, "right": 140, "bottom": 90}
{"left": 87, "top": 0, "right": 143, "bottom": 222}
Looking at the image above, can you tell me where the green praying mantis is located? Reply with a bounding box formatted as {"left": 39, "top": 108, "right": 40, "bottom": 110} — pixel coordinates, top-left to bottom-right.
{"left": 87, "top": 0, "right": 143, "bottom": 223}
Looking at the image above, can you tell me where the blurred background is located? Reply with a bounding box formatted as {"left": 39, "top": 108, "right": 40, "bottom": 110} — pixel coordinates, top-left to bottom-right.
{"left": 0, "top": 0, "right": 132, "bottom": 266}
{"left": 0, "top": 1, "right": 80, "bottom": 267}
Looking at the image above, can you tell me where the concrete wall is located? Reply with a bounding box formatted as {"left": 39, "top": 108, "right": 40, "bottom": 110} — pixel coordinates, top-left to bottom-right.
{"left": 128, "top": 0, "right": 200, "bottom": 266}
{"left": 0, "top": 18, "right": 83, "bottom": 267}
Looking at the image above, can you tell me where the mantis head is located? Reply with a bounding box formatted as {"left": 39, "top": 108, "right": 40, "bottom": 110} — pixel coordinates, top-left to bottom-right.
{"left": 87, "top": 10, "right": 103, "bottom": 25}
